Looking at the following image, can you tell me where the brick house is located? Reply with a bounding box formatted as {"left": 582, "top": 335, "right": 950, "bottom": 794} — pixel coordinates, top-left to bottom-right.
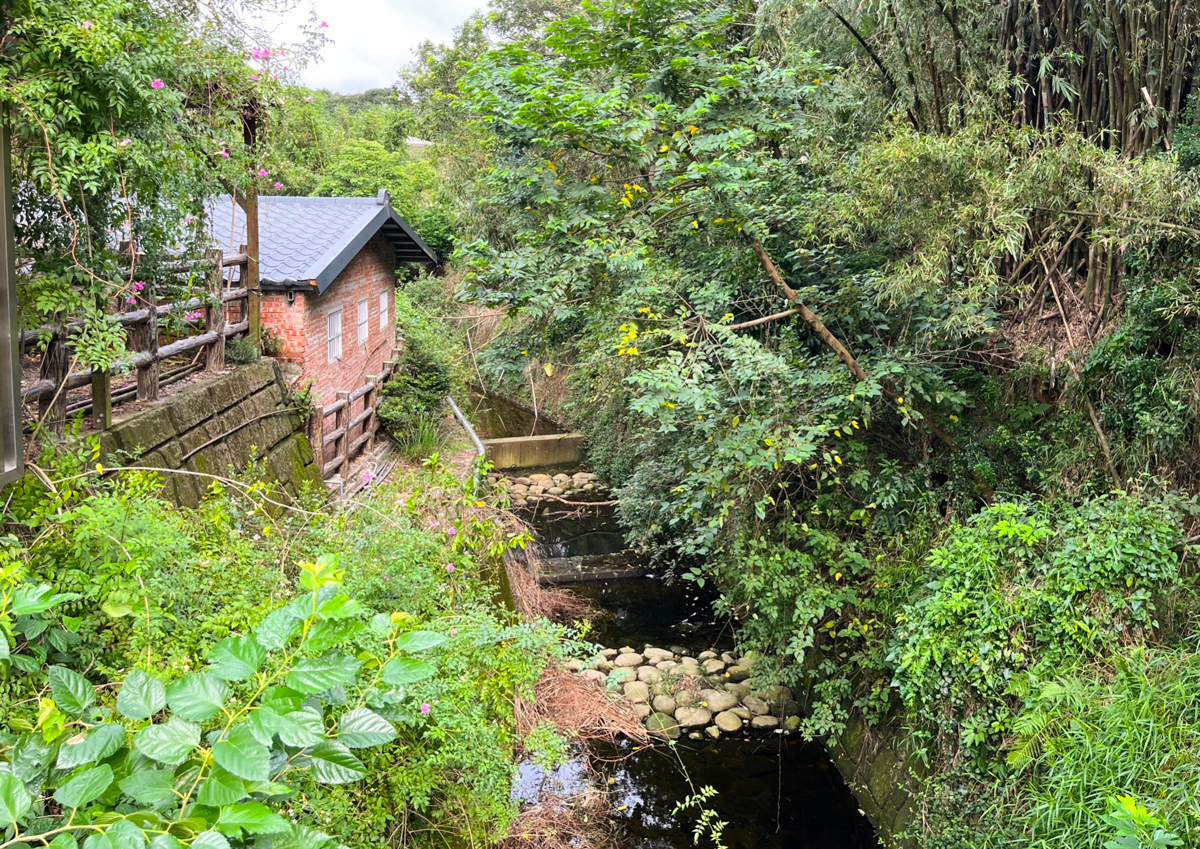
{"left": 207, "top": 192, "right": 438, "bottom": 404}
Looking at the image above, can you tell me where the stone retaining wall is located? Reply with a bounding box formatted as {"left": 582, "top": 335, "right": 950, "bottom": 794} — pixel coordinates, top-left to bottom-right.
{"left": 97, "top": 360, "right": 323, "bottom": 506}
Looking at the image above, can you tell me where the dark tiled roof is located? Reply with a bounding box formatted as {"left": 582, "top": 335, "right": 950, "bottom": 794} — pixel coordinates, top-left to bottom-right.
{"left": 207, "top": 193, "right": 438, "bottom": 294}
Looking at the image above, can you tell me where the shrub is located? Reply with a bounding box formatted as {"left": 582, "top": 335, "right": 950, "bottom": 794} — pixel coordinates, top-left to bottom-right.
{"left": 224, "top": 335, "right": 260, "bottom": 365}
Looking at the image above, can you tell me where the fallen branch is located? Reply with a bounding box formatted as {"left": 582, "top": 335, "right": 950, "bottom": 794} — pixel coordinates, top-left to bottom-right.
{"left": 724, "top": 308, "right": 800, "bottom": 331}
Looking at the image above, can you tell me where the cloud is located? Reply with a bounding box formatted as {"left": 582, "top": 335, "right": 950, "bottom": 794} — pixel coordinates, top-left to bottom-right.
{"left": 275, "top": 0, "right": 483, "bottom": 93}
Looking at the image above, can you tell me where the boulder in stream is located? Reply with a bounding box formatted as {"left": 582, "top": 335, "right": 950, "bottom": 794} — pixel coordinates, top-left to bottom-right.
{"left": 742, "top": 696, "right": 769, "bottom": 716}
{"left": 699, "top": 689, "right": 738, "bottom": 713}
{"left": 751, "top": 715, "right": 780, "bottom": 730}
{"left": 652, "top": 694, "right": 677, "bottom": 715}
{"left": 675, "top": 706, "right": 712, "bottom": 728}
{"left": 623, "top": 681, "right": 651, "bottom": 703}
{"left": 725, "top": 665, "right": 752, "bottom": 682}
{"left": 614, "top": 652, "right": 645, "bottom": 667}
{"left": 645, "top": 712, "right": 680, "bottom": 739}
{"left": 714, "top": 711, "right": 743, "bottom": 733}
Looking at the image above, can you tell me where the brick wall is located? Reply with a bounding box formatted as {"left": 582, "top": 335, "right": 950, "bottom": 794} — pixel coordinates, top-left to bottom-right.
{"left": 301, "top": 234, "right": 396, "bottom": 405}
{"left": 261, "top": 292, "right": 307, "bottom": 364}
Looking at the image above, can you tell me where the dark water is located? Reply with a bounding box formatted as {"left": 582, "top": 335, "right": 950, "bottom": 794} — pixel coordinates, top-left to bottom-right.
{"left": 517, "top": 471, "right": 879, "bottom": 849}
{"left": 466, "top": 391, "right": 562, "bottom": 439}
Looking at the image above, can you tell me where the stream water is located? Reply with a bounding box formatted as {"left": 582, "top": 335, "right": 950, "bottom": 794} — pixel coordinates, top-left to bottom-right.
{"left": 471, "top": 394, "right": 879, "bottom": 848}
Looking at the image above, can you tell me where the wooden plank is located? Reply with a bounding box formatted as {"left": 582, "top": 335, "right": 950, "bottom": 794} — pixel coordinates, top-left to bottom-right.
{"left": 348, "top": 431, "right": 371, "bottom": 455}
{"left": 348, "top": 382, "right": 375, "bottom": 402}
{"left": 333, "top": 390, "right": 350, "bottom": 478}
{"left": 348, "top": 406, "right": 374, "bottom": 431}
{"left": 222, "top": 253, "right": 249, "bottom": 268}
{"left": 323, "top": 457, "right": 344, "bottom": 477}
{"left": 322, "top": 426, "right": 346, "bottom": 447}
{"left": 308, "top": 404, "right": 324, "bottom": 461}
{"left": 90, "top": 369, "right": 112, "bottom": 429}
{"left": 224, "top": 320, "right": 249, "bottom": 337}
{"left": 222, "top": 287, "right": 249, "bottom": 302}
{"left": 365, "top": 373, "right": 382, "bottom": 454}
{"left": 205, "top": 248, "right": 226, "bottom": 374}
{"left": 323, "top": 399, "right": 347, "bottom": 416}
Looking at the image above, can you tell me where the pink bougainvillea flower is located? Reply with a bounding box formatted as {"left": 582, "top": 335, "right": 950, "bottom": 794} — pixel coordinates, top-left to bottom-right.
{"left": 249, "top": 74, "right": 259, "bottom": 81}
{"left": 283, "top": 65, "right": 289, "bottom": 71}
{"left": 447, "top": 526, "right": 457, "bottom": 537}
{"left": 420, "top": 703, "right": 431, "bottom": 714}
{"left": 119, "top": 138, "right": 132, "bottom": 147}
{"left": 151, "top": 79, "right": 165, "bottom": 89}
{"left": 446, "top": 563, "right": 455, "bottom": 572}
{"left": 183, "top": 216, "right": 194, "bottom": 225}
{"left": 274, "top": 182, "right": 283, "bottom": 189}
{"left": 80, "top": 20, "right": 93, "bottom": 29}
{"left": 125, "top": 296, "right": 137, "bottom": 305}
{"left": 132, "top": 281, "right": 145, "bottom": 292}
{"left": 320, "top": 20, "right": 329, "bottom": 27}
{"left": 218, "top": 149, "right": 230, "bottom": 158}
{"left": 363, "top": 471, "right": 374, "bottom": 483}
{"left": 305, "top": 96, "right": 314, "bottom": 102}
{"left": 257, "top": 168, "right": 268, "bottom": 177}
{"left": 449, "top": 628, "right": 458, "bottom": 636}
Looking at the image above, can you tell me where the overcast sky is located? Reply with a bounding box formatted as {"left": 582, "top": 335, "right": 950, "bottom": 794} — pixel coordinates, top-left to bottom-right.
{"left": 272, "top": 0, "right": 484, "bottom": 94}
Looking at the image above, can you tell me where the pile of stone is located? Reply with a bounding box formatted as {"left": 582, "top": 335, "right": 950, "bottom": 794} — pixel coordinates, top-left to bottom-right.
{"left": 490, "top": 471, "right": 607, "bottom": 508}
{"left": 565, "top": 645, "right": 801, "bottom": 741}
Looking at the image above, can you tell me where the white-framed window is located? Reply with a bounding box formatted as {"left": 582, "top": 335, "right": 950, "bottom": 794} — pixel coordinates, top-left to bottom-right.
{"left": 379, "top": 291, "right": 389, "bottom": 330}
{"left": 327, "top": 308, "right": 343, "bottom": 363}
{"left": 357, "top": 298, "right": 369, "bottom": 344}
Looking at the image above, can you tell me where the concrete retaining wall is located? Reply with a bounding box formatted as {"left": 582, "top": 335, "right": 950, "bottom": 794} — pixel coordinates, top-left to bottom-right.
{"left": 827, "top": 711, "right": 922, "bottom": 848}
{"left": 482, "top": 432, "right": 585, "bottom": 469}
{"left": 97, "top": 360, "right": 323, "bottom": 506}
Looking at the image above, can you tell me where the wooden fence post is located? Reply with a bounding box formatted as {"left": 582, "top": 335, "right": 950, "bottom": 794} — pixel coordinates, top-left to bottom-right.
{"left": 90, "top": 369, "right": 112, "bottom": 430}
{"left": 365, "top": 374, "right": 381, "bottom": 454}
{"left": 309, "top": 404, "right": 325, "bottom": 473}
{"left": 335, "top": 390, "right": 350, "bottom": 477}
{"left": 38, "top": 318, "right": 67, "bottom": 434}
{"left": 133, "top": 279, "right": 159, "bottom": 401}
{"left": 205, "top": 249, "right": 226, "bottom": 374}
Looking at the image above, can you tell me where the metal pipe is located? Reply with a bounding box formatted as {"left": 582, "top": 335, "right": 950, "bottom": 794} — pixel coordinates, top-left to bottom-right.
{"left": 447, "top": 396, "right": 486, "bottom": 458}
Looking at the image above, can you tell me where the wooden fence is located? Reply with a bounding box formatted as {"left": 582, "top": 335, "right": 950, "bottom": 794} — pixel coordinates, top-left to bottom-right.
{"left": 308, "top": 361, "right": 394, "bottom": 482}
{"left": 20, "top": 249, "right": 251, "bottom": 432}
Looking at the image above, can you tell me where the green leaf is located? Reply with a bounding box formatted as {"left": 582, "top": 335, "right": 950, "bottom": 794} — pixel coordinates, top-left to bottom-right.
{"left": 308, "top": 740, "right": 366, "bottom": 785}
{"left": 57, "top": 723, "right": 126, "bottom": 769}
{"left": 55, "top": 764, "right": 114, "bottom": 809}
{"left": 303, "top": 619, "right": 365, "bottom": 654}
{"left": 0, "top": 772, "right": 32, "bottom": 826}
{"left": 196, "top": 767, "right": 246, "bottom": 807}
{"left": 105, "top": 819, "right": 147, "bottom": 849}
{"left": 215, "top": 802, "right": 290, "bottom": 836}
{"left": 12, "top": 585, "right": 79, "bottom": 615}
{"left": 190, "top": 832, "right": 230, "bottom": 849}
{"left": 212, "top": 726, "right": 270, "bottom": 783}
{"left": 381, "top": 657, "right": 435, "bottom": 686}
{"left": 49, "top": 666, "right": 96, "bottom": 716}
{"left": 134, "top": 717, "right": 201, "bottom": 765}
{"left": 165, "top": 674, "right": 229, "bottom": 723}
{"left": 47, "top": 834, "right": 78, "bottom": 849}
{"left": 118, "top": 669, "right": 167, "bottom": 720}
{"left": 393, "top": 631, "right": 446, "bottom": 653}
{"left": 208, "top": 636, "right": 266, "bottom": 681}
{"left": 272, "top": 824, "right": 333, "bottom": 849}
{"left": 315, "top": 595, "right": 364, "bottom": 620}
{"left": 337, "top": 708, "right": 396, "bottom": 749}
{"left": 286, "top": 655, "right": 361, "bottom": 693}
{"left": 252, "top": 707, "right": 325, "bottom": 748}
{"left": 255, "top": 608, "right": 302, "bottom": 651}
{"left": 148, "top": 837, "right": 183, "bottom": 849}
{"left": 119, "top": 769, "right": 177, "bottom": 804}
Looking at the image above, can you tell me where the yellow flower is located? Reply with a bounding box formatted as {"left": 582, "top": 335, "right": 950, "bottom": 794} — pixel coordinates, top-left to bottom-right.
{"left": 692, "top": 220, "right": 699, "bottom": 228}
{"left": 521, "top": 350, "right": 529, "bottom": 356}
{"left": 660, "top": 144, "right": 669, "bottom": 152}
{"left": 835, "top": 429, "right": 842, "bottom": 437}
{"left": 547, "top": 162, "right": 556, "bottom": 170}
{"left": 834, "top": 455, "right": 842, "bottom": 464}
{"left": 835, "top": 572, "right": 843, "bottom": 581}
{"left": 722, "top": 312, "right": 733, "bottom": 322}
{"left": 949, "top": 414, "right": 959, "bottom": 422}
{"left": 638, "top": 307, "right": 650, "bottom": 313}
{"left": 688, "top": 125, "right": 699, "bottom": 134}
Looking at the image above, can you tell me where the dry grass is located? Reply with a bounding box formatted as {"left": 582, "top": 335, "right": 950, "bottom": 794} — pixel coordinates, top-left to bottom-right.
{"left": 515, "top": 664, "right": 649, "bottom": 747}
{"left": 499, "top": 787, "right": 617, "bottom": 849}
{"left": 505, "top": 548, "right": 596, "bottom": 624}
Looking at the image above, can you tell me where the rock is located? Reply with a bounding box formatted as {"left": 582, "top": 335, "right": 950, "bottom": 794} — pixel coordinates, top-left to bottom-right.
{"left": 725, "top": 665, "right": 751, "bottom": 682}
{"left": 608, "top": 668, "right": 635, "bottom": 685}
{"left": 656, "top": 660, "right": 678, "bottom": 671}
{"left": 514, "top": 477, "right": 534, "bottom": 486}
{"left": 784, "top": 716, "right": 802, "bottom": 733}
{"left": 529, "top": 473, "right": 552, "bottom": 483}
{"left": 623, "top": 681, "right": 651, "bottom": 703}
{"left": 643, "top": 647, "right": 674, "bottom": 663}
{"left": 721, "top": 652, "right": 737, "bottom": 665}
{"left": 582, "top": 483, "right": 595, "bottom": 491}
{"left": 595, "top": 660, "right": 614, "bottom": 673}
{"left": 730, "top": 707, "right": 752, "bottom": 720}
{"left": 552, "top": 473, "right": 571, "bottom": 485}
{"left": 513, "top": 498, "right": 529, "bottom": 508}
{"left": 743, "top": 696, "right": 769, "bottom": 716}
{"left": 781, "top": 699, "right": 801, "bottom": 717}
{"left": 714, "top": 711, "right": 743, "bottom": 733}
{"left": 646, "top": 712, "right": 680, "bottom": 739}
{"left": 679, "top": 658, "right": 702, "bottom": 675}
{"left": 580, "top": 670, "right": 606, "bottom": 685}
{"left": 705, "top": 725, "right": 721, "bottom": 740}
{"left": 675, "top": 706, "right": 712, "bottom": 728}
{"left": 759, "top": 685, "right": 794, "bottom": 704}
{"left": 702, "top": 659, "right": 726, "bottom": 675}
{"left": 529, "top": 485, "right": 545, "bottom": 495}
{"left": 751, "top": 715, "right": 779, "bottom": 730}
{"left": 698, "top": 650, "right": 718, "bottom": 661}
{"left": 688, "top": 731, "right": 704, "bottom": 740}
{"left": 637, "top": 666, "right": 661, "bottom": 684}
{"left": 737, "top": 652, "right": 760, "bottom": 667}
{"left": 564, "top": 659, "right": 583, "bottom": 673}
{"left": 652, "top": 695, "right": 677, "bottom": 715}
{"left": 547, "top": 487, "right": 565, "bottom": 496}
{"left": 699, "top": 689, "right": 738, "bottom": 713}
{"left": 724, "top": 682, "right": 751, "bottom": 699}
{"left": 634, "top": 703, "right": 652, "bottom": 721}
{"left": 669, "top": 645, "right": 689, "bottom": 656}
{"left": 614, "top": 652, "right": 645, "bottom": 668}
{"left": 601, "top": 649, "right": 619, "bottom": 659}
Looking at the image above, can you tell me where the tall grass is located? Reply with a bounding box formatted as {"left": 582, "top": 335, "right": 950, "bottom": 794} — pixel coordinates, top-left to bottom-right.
{"left": 1012, "top": 646, "right": 1200, "bottom": 847}
{"left": 394, "top": 418, "right": 444, "bottom": 460}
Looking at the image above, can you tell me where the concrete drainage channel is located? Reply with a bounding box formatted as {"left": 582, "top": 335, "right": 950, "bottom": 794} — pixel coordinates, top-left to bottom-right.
{"left": 452, "top": 393, "right": 881, "bottom": 848}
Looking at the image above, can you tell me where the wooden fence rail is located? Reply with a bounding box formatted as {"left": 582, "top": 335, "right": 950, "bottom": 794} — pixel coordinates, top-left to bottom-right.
{"left": 22, "top": 250, "right": 251, "bottom": 432}
{"left": 309, "top": 360, "right": 394, "bottom": 483}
